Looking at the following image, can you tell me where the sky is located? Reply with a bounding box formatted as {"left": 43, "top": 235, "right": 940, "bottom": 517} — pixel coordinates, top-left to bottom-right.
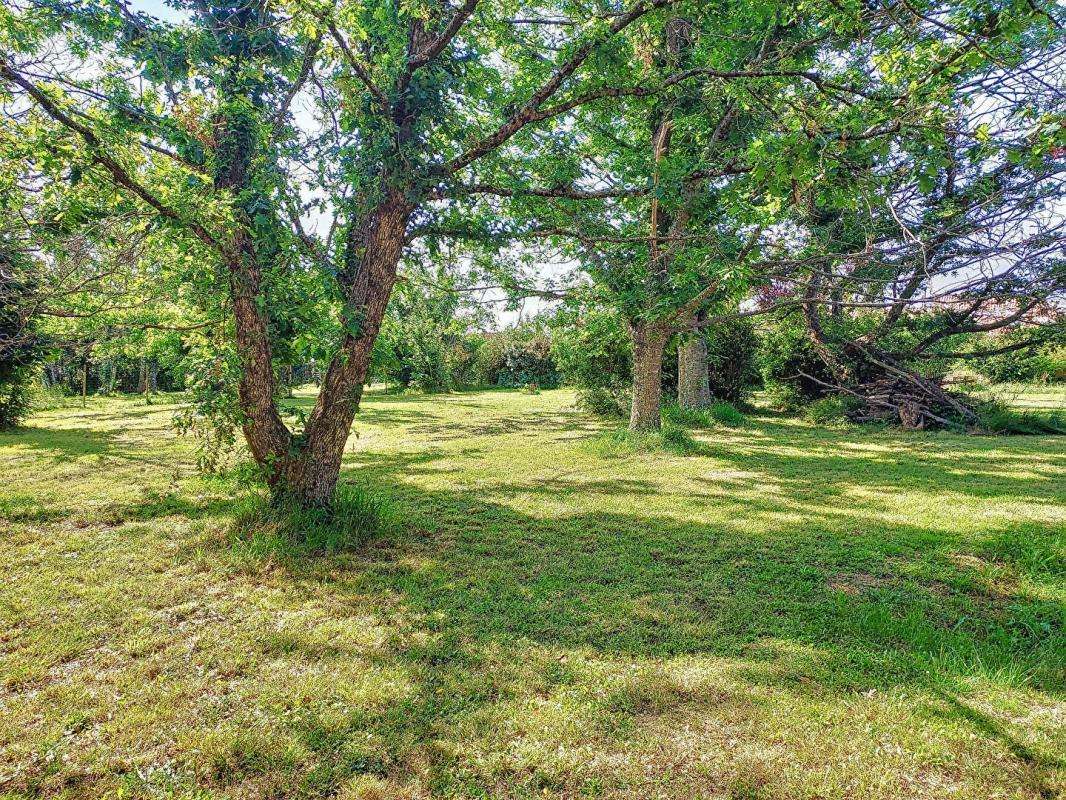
{"left": 129, "top": 0, "right": 185, "bottom": 23}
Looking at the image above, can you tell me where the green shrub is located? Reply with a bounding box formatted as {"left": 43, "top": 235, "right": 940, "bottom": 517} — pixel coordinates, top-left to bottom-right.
{"left": 475, "top": 325, "right": 559, "bottom": 389}
{"left": 0, "top": 365, "right": 36, "bottom": 429}
{"left": 229, "top": 484, "right": 392, "bottom": 557}
{"left": 762, "top": 381, "right": 806, "bottom": 412}
{"left": 756, "top": 311, "right": 963, "bottom": 408}
{"left": 1048, "top": 346, "right": 1066, "bottom": 382}
{"left": 971, "top": 330, "right": 1064, "bottom": 384}
{"left": 576, "top": 383, "right": 630, "bottom": 417}
{"left": 756, "top": 315, "right": 836, "bottom": 404}
{"left": 709, "top": 400, "right": 746, "bottom": 427}
{"left": 805, "top": 396, "right": 853, "bottom": 426}
{"left": 472, "top": 333, "right": 507, "bottom": 387}
{"left": 499, "top": 331, "right": 558, "bottom": 388}
{"left": 703, "top": 315, "right": 761, "bottom": 402}
{"left": 551, "top": 308, "right": 631, "bottom": 391}
{"left": 0, "top": 252, "right": 43, "bottom": 428}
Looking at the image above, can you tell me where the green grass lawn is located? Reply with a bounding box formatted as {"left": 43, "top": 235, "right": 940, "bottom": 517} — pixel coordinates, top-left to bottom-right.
{"left": 1, "top": 387, "right": 1063, "bottom": 799}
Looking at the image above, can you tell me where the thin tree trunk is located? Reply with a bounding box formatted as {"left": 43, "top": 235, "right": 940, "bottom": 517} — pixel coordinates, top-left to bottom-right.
{"left": 628, "top": 323, "right": 669, "bottom": 431}
{"left": 277, "top": 364, "right": 294, "bottom": 398}
{"left": 211, "top": 99, "right": 293, "bottom": 474}
{"left": 677, "top": 331, "right": 711, "bottom": 409}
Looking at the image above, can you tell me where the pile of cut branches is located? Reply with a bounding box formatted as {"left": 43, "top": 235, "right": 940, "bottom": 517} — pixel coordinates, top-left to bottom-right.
{"left": 799, "top": 369, "right": 977, "bottom": 430}
{"left": 843, "top": 374, "right": 978, "bottom": 429}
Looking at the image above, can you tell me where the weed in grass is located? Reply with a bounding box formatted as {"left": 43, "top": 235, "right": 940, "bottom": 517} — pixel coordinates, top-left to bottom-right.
{"left": 709, "top": 400, "right": 747, "bottom": 427}
{"left": 588, "top": 422, "right": 702, "bottom": 456}
{"left": 229, "top": 483, "right": 392, "bottom": 557}
{"left": 663, "top": 401, "right": 747, "bottom": 428}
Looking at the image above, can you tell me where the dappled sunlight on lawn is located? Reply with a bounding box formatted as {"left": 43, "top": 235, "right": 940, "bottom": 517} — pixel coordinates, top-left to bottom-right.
{"left": 0, "top": 388, "right": 1062, "bottom": 799}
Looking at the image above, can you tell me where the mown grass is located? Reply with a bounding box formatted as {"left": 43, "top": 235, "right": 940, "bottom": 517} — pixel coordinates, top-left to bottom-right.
{"left": 0, "top": 386, "right": 1063, "bottom": 799}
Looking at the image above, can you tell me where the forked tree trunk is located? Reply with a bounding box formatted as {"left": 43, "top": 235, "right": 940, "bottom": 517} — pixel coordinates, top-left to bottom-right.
{"left": 628, "top": 323, "right": 669, "bottom": 431}
{"left": 266, "top": 195, "right": 413, "bottom": 507}
{"left": 677, "top": 332, "right": 711, "bottom": 409}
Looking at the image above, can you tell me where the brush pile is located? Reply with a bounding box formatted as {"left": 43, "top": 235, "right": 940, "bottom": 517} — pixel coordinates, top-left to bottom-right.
{"left": 842, "top": 373, "right": 977, "bottom": 429}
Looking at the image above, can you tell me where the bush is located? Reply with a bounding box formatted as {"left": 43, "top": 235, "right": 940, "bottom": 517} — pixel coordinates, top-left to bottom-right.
{"left": 0, "top": 251, "right": 43, "bottom": 428}
{"left": 971, "top": 330, "right": 1064, "bottom": 384}
{"left": 474, "top": 325, "right": 559, "bottom": 389}
{"left": 551, "top": 308, "right": 631, "bottom": 391}
{"left": 755, "top": 311, "right": 957, "bottom": 408}
{"left": 230, "top": 484, "right": 392, "bottom": 557}
{"left": 471, "top": 332, "right": 505, "bottom": 387}
{"left": 703, "top": 315, "right": 760, "bottom": 402}
{"left": 0, "top": 365, "right": 35, "bottom": 429}
{"left": 756, "top": 314, "right": 838, "bottom": 405}
{"left": 805, "top": 396, "right": 852, "bottom": 426}
{"left": 709, "top": 400, "right": 746, "bottom": 427}
{"left": 1049, "top": 346, "right": 1066, "bottom": 382}
{"left": 499, "top": 331, "right": 558, "bottom": 388}
{"left": 576, "top": 382, "right": 631, "bottom": 417}
{"left": 974, "top": 400, "right": 1066, "bottom": 435}
{"left": 762, "top": 381, "right": 806, "bottom": 412}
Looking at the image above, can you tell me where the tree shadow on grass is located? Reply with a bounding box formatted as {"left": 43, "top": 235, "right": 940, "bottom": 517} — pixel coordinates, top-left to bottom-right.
{"left": 0, "top": 425, "right": 119, "bottom": 463}
{"left": 225, "top": 461, "right": 1062, "bottom": 796}
{"left": 19, "top": 396, "right": 1062, "bottom": 797}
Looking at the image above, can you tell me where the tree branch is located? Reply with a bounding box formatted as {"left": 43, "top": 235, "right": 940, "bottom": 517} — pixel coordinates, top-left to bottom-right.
{"left": 405, "top": 0, "right": 480, "bottom": 74}
{"left": 444, "top": 0, "right": 677, "bottom": 175}
{"left": 0, "top": 58, "right": 222, "bottom": 251}
{"left": 327, "top": 22, "right": 391, "bottom": 114}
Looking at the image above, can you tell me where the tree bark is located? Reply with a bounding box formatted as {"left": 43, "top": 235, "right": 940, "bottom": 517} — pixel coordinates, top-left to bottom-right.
{"left": 212, "top": 101, "right": 293, "bottom": 474}
{"left": 628, "top": 323, "right": 669, "bottom": 431}
{"left": 269, "top": 194, "right": 413, "bottom": 507}
{"left": 677, "top": 331, "right": 711, "bottom": 409}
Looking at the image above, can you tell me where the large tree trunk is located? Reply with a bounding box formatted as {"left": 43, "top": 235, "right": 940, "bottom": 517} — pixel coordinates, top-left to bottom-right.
{"left": 270, "top": 194, "right": 413, "bottom": 507}
{"left": 677, "top": 331, "right": 711, "bottom": 409}
{"left": 628, "top": 323, "right": 669, "bottom": 431}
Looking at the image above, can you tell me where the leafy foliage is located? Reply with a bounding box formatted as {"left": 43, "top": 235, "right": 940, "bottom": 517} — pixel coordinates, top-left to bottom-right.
{"left": 703, "top": 315, "right": 760, "bottom": 403}
{"left": 0, "top": 244, "right": 42, "bottom": 429}
{"left": 970, "top": 329, "right": 1065, "bottom": 384}
{"left": 551, "top": 307, "right": 632, "bottom": 393}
